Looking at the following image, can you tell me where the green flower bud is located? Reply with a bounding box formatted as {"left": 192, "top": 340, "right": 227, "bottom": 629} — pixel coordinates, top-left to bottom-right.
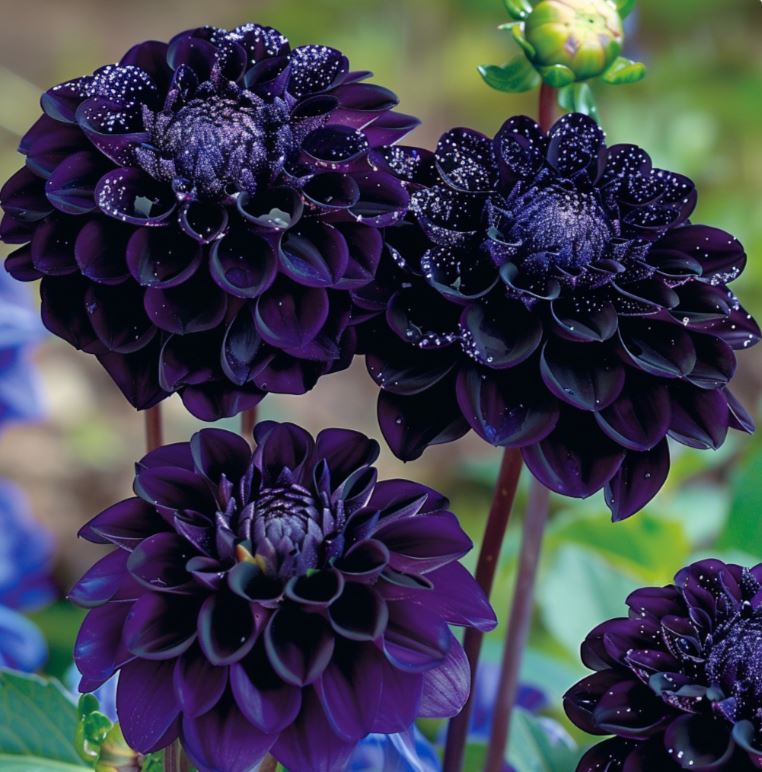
{"left": 523, "top": 0, "right": 623, "bottom": 81}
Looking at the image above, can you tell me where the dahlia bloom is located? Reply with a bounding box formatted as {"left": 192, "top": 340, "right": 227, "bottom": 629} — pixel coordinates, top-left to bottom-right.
{"left": 564, "top": 559, "right": 762, "bottom": 771}
{"left": 71, "top": 422, "right": 495, "bottom": 772}
{"left": 1, "top": 24, "right": 416, "bottom": 420}
{"left": 356, "top": 113, "right": 759, "bottom": 519}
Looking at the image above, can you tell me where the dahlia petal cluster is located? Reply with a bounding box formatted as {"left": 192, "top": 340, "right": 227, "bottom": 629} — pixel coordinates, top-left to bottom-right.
{"left": 356, "top": 113, "right": 760, "bottom": 519}
{"left": 565, "top": 559, "right": 762, "bottom": 771}
{"left": 1, "top": 24, "right": 416, "bottom": 420}
{"left": 71, "top": 422, "right": 495, "bottom": 772}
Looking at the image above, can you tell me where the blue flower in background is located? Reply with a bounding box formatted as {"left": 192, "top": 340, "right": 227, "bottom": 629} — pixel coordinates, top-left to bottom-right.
{"left": 0, "top": 269, "right": 45, "bottom": 427}
{"left": 0, "top": 481, "right": 55, "bottom": 671}
{"left": 0, "top": 274, "right": 51, "bottom": 671}
{"left": 348, "top": 663, "right": 574, "bottom": 771}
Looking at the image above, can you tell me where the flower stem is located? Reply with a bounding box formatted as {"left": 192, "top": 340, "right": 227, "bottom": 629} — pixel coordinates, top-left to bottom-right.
{"left": 484, "top": 477, "right": 551, "bottom": 772}
{"left": 442, "top": 447, "right": 523, "bottom": 772}
{"left": 241, "top": 406, "right": 258, "bottom": 442}
{"left": 145, "top": 405, "right": 163, "bottom": 453}
{"left": 538, "top": 81, "right": 557, "bottom": 132}
{"left": 163, "top": 740, "right": 190, "bottom": 772}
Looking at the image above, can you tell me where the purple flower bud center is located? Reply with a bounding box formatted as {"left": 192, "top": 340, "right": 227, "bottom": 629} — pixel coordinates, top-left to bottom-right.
{"left": 248, "top": 484, "right": 334, "bottom": 577}
{"left": 707, "top": 604, "right": 762, "bottom": 719}
{"left": 504, "top": 182, "right": 613, "bottom": 272}
{"left": 147, "top": 94, "right": 293, "bottom": 199}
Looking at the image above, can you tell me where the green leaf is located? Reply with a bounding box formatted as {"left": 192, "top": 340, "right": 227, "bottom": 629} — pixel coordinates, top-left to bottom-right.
{"left": 537, "top": 545, "right": 642, "bottom": 656}
{"left": 511, "top": 25, "right": 536, "bottom": 59}
{"left": 537, "top": 64, "right": 576, "bottom": 88}
{"left": 615, "top": 0, "right": 637, "bottom": 18}
{"left": 140, "top": 752, "right": 166, "bottom": 772}
{"left": 0, "top": 670, "right": 88, "bottom": 770}
{"left": 718, "top": 450, "right": 762, "bottom": 558}
{"left": 478, "top": 56, "right": 540, "bottom": 93}
{"left": 507, "top": 708, "right": 580, "bottom": 772}
{"left": 503, "top": 0, "right": 533, "bottom": 21}
{"left": 545, "top": 508, "right": 690, "bottom": 584}
{"left": 558, "top": 83, "right": 599, "bottom": 121}
{"left": 601, "top": 56, "right": 647, "bottom": 84}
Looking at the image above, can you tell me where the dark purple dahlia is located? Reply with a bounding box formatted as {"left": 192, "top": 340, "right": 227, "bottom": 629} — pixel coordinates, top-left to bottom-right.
{"left": 1, "top": 25, "right": 416, "bottom": 420}
{"left": 564, "top": 559, "right": 762, "bottom": 771}
{"left": 70, "top": 422, "right": 495, "bottom": 772}
{"left": 356, "top": 113, "right": 760, "bottom": 519}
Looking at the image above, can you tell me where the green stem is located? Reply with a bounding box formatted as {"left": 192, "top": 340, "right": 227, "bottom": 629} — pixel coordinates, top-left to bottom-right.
{"left": 442, "top": 448, "right": 523, "bottom": 772}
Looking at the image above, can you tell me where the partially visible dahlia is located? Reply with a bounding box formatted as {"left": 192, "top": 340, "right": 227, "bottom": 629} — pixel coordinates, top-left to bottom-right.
{"left": 71, "top": 422, "right": 495, "bottom": 772}
{"left": 1, "top": 24, "right": 416, "bottom": 420}
{"left": 564, "top": 559, "right": 762, "bottom": 771}
{"left": 356, "top": 113, "right": 759, "bottom": 519}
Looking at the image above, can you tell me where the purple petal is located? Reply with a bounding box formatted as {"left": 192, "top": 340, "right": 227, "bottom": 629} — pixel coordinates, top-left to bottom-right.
{"left": 333, "top": 222, "right": 383, "bottom": 290}
{"left": 265, "top": 605, "right": 335, "bottom": 686}
{"left": 134, "top": 465, "right": 215, "bottom": 516}
{"left": 302, "top": 125, "right": 370, "bottom": 169}
{"left": 79, "top": 497, "right": 164, "bottom": 549}
{"left": 663, "top": 714, "right": 735, "bottom": 769}
{"left": 22, "top": 116, "right": 87, "bottom": 178}
{"left": 85, "top": 281, "right": 155, "bottom": 354}
{"left": 460, "top": 302, "right": 543, "bottom": 368}
{"left": 236, "top": 186, "right": 303, "bottom": 231}
{"left": 74, "top": 603, "right": 134, "bottom": 686}
{"left": 315, "top": 427, "right": 379, "bottom": 486}
{"left": 173, "top": 647, "right": 228, "bottom": 718}
{"left": 383, "top": 601, "right": 450, "bottom": 672}
{"left": 372, "top": 657, "right": 423, "bottom": 733}
{"left": 435, "top": 127, "right": 496, "bottom": 192}
{"left": 74, "top": 219, "right": 131, "bottom": 285}
{"left": 255, "top": 279, "right": 330, "bottom": 349}
{"left": 69, "top": 549, "right": 131, "bottom": 608}
{"left": 209, "top": 228, "right": 278, "bottom": 298}
{"left": 230, "top": 644, "right": 302, "bottom": 734}
{"left": 127, "top": 226, "right": 203, "bottom": 288}
{"left": 117, "top": 658, "right": 180, "bottom": 753}
{"left": 493, "top": 115, "right": 546, "bottom": 181}
{"left": 45, "top": 150, "right": 107, "bottom": 215}
{"left": 97, "top": 342, "right": 168, "bottom": 411}
{"left": 190, "top": 428, "right": 251, "bottom": 485}
{"left": 349, "top": 171, "right": 410, "bottom": 227}
{"left": 288, "top": 45, "right": 349, "bottom": 97}
{"left": 378, "top": 379, "right": 469, "bottom": 462}
{"left": 123, "top": 593, "right": 199, "bottom": 659}
{"left": 604, "top": 439, "right": 670, "bottom": 521}
{"left": 315, "top": 641, "right": 384, "bottom": 741}
{"left": 668, "top": 385, "right": 729, "bottom": 450}
{"left": 95, "top": 168, "right": 176, "bottom": 225}
{"left": 521, "top": 416, "right": 626, "bottom": 498}
{"left": 76, "top": 97, "right": 149, "bottom": 166}
{"left": 595, "top": 381, "right": 671, "bottom": 452}
{"left": 143, "top": 265, "right": 227, "bottom": 334}
{"left": 547, "top": 113, "right": 606, "bottom": 180}
{"left": 329, "top": 583, "right": 388, "bottom": 641}
{"left": 221, "top": 305, "right": 267, "bottom": 386}
{"left": 418, "top": 631, "right": 470, "bottom": 718}
{"left": 1, "top": 166, "right": 53, "bottom": 221}
{"left": 127, "top": 532, "right": 197, "bottom": 592}
{"left": 181, "top": 694, "right": 275, "bottom": 772}
{"left": 540, "top": 340, "right": 625, "bottom": 411}
{"left": 363, "top": 111, "right": 420, "bottom": 146}
{"left": 278, "top": 222, "right": 350, "bottom": 287}
{"left": 455, "top": 365, "right": 560, "bottom": 448}
{"left": 375, "top": 511, "right": 471, "bottom": 573}
{"left": 31, "top": 218, "right": 81, "bottom": 276}
{"left": 618, "top": 319, "right": 697, "bottom": 379}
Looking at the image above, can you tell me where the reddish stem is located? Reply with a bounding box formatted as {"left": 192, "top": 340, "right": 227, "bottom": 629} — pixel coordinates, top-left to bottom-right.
{"left": 538, "top": 81, "right": 557, "bottom": 132}
{"left": 144, "top": 405, "right": 163, "bottom": 453}
{"left": 163, "top": 740, "right": 190, "bottom": 772}
{"left": 484, "top": 478, "right": 551, "bottom": 771}
{"left": 442, "top": 447, "right": 523, "bottom": 772}
{"left": 241, "top": 406, "right": 258, "bottom": 443}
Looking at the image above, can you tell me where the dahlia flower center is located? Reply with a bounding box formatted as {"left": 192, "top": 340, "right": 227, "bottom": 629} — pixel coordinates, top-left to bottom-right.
{"left": 248, "top": 484, "right": 327, "bottom": 576}
{"left": 506, "top": 183, "right": 613, "bottom": 272}
{"left": 707, "top": 604, "right": 762, "bottom": 717}
{"left": 149, "top": 95, "right": 292, "bottom": 199}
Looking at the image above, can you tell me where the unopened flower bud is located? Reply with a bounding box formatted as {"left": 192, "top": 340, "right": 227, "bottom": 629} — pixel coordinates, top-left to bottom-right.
{"left": 523, "top": 0, "right": 623, "bottom": 82}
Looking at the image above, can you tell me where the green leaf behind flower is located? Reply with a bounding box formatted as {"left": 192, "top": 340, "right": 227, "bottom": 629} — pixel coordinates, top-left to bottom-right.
{"left": 478, "top": 55, "right": 540, "bottom": 93}
{"left": 558, "top": 83, "right": 599, "bottom": 121}
{"left": 615, "top": 0, "right": 638, "bottom": 18}
{"left": 502, "top": 0, "right": 533, "bottom": 21}
{"left": 601, "top": 56, "right": 647, "bottom": 84}
{"left": 0, "top": 669, "right": 89, "bottom": 770}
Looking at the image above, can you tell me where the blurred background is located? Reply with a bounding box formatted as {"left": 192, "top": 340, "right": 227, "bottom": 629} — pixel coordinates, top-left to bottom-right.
{"left": 0, "top": 0, "right": 761, "bottom": 766}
